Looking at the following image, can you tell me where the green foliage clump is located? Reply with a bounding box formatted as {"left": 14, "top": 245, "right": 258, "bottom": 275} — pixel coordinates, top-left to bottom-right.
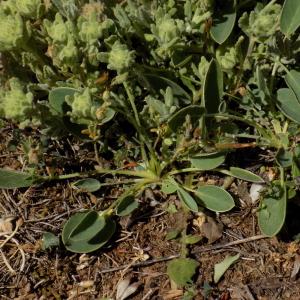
{"left": 239, "top": 2, "right": 282, "bottom": 40}
{"left": 98, "top": 40, "right": 135, "bottom": 73}
{"left": 0, "top": 78, "right": 36, "bottom": 127}
{"left": 15, "top": 0, "right": 43, "bottom": 19}
{"left": 0, "top": 9, "right": 25, "bottom": 51}
{"left": 1, "top": 0, "right": 300, "bottom": 257}
{"left": 66, "top": 88, "right": 97, "bottom": 124}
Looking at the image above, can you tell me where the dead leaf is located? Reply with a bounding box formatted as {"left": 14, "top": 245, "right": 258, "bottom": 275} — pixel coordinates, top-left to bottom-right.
{"left": 116, "top": 278, "right": 140, "bottom": 300}
{"left": 0, "top": 216, "right": 15, "bottom": 233}
{"left": 249, "top": 183, "right": 264, "bottom": 203}
{"left": 291, "top": 254, "right": 300, "bottom": 280}
{"left": 214, "top": 254, "right": 240, "bottom": 283}
{"left": 193, "top": 212, "right": 206, "bottom": 229}
{"left": 162, "top": 289, "right": 183, "bottom": 299}
{"left": 78, "top": 280, "right": 94, "bottom": 288}
{"left": 200, "top": 216, "right": 223, "bottom": 244}
{"left": 28, "top": 147, "right": 39, "bottom": 165}
{"left": 230, "top": 284, "right": 255, "bottom": 300}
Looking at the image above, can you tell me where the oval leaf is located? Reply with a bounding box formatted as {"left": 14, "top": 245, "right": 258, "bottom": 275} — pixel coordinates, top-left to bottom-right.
{"left": 0, "top": 168, "right": 35, "bottom": 189}
{"left": 66, "top": 211, "right": 106, "bottom": 242}
{"left": 141, "top": 73, "right": 191, "bottom": 102}
{"left": 258, "top": 184, "right": 287, "bottom": 236}
{"left": 214, "top": 254, "right": 240, "bottom": 283}
{"left": 285, "top": 70, "right": 300, "bottom": 100}
{"left": 101, "top": 107, "right": 116, "bottom": 125}
{"left": 168, "top": 105, "right": 205, "bottom": 132}
{"left": 190, "top": 152, "right": 226, "bottom": 170}
{"left": 203, "top": 59, "right": 223, "bottom": 114}
{"left": 195, "top": 185, "right": 235, "bottom": 212}
{"left": 276, "top": 148, "right": 293, "bottom": 168}
{"left": 161, "top": 179, "right": 178, "bottom": 194}
{"left": 210, "top": 0, "right": 236, "bottom": 44}
{"left": 182, "top": 234, "right": 202, "bottom": 245}
{"left": 277, "top": 88, "right": 300, "bottom": 124}
{"left": 49, "top": 87, "right": 78, "bottom": 115}
{"left": 116, "top": 194, "right": 139, "bottom": 216}
{"left": 256, "top": 66, "right": 270, "bottom": 97}
{"left": 177, "top": 188, "right": 198, "bottom": 212}
{"left": 167, "top": 258, "right": 199, "bottom": 287}
{"left": 62, "top": 211, "right": 115, "bottom": 253}
{"left": 73, "top": 178, "right": 101, "bottom": 192}
{"left": 221, "top": 167, "right": 264, "bottom": 183}
{"left": 42, "top": 232, "right": 60, "bottom": 250}
{"left": 280, "top": 0, "right": 300, "bottom": 37}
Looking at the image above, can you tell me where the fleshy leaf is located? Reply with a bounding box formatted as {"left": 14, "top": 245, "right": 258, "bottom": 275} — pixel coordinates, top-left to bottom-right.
{"left": 276, "top": 148, "right": 293, "bottom": 168}
{"left": 141, "top": 73, "right": 190, "bottom": 102}
{"left": 0, "top": 169, "right": 35, "bottom": 189}
{"left": 168, "top": 105, "right": 205, "bottom": 132}
{"left": 256, "top": 66, "right": 270, "bottom": 97}
{"left": 167, "top": 258, "right": 199, "bottom": 287}
{"left": 116, "top": 194, "right": 139, "bottom": 216}
{"left": 62, "top": 211, "right": 115, "bottom": 253}
{"left": 280, "top": 0, "right": 300, "bottom": 37}
{"left": 195, "top": 186, "right": 235, "bottom": 212}
{"left": 220, "top": 167, "right": 264, "bottom": 183}
{"left": 203, "top": 59, "right": 223, "bottom": 114}
{"left": 190, "top": 152, "right": 226, "bottom": 170}
{"left": 277, "top": 88, "right": 300, "bottom": 124}
{"left": 214, "top": 254, "right": 240, "bottom": 283}
{"left": 177, "top": 188, "right": 198, "bottom": 212}
{"left": 42, "top": 232, "right": 60, "bottom": 250}
{"left": 166, "top": 229, "right": 181, "bottom": 241}
{"left": 210, "top": 0, "right": 236, "bottom": 44}
{"left": 49, "top": 87, "right": 78, "bottom": 115}
{"left": 285, "top": 70, "right": 300, "bottom": 100}
{"left": 73, "top": 178, "right": 101, "bottom": 192}
{"left": 161, "top": 179, "right": 178, "bottom": 194}
{"left": 181, "top": 234, "right": 202, "bottom": 244}
{"left": 258, "top": 184, "right": 287, "bottom": 236}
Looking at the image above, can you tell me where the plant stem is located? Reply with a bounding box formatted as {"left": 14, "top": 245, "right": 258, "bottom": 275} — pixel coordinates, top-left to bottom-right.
{"left": 94, "top": 142, "right": 101, "bottom": 165}
{"left": 123, "top": 81, "right": 152, "bottom": 162}
{"left": 269, "top": 59, "right": 279, "bottom": 93}
{"left": 169, "top": 168, "right": 204, "bottom": 176}
{"left": 207, "top": 113, "right": 273, "bottom": 143}
{"left": 235, "top": 36, "right": 256, "bottom": 90}
{"left": 43, "top": 167, "right": 160, "bottom": 182}
{"left": 106, "top": 180, "right": 150, "bottom": 211}
{"left": 280, "top": 167, "right": 285, "bottom": 187}
{"left": 123, "top": 81, "right": 142, "bottom": 129}
{"left": 180, "top": 208, "right": 189, "bottom": 258}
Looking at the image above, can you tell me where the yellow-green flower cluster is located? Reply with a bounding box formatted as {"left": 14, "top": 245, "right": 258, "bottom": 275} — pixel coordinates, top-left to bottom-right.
{"left": 43, "top": 13, "right": 78, "bottom": 69}
{"left": 0, "top": 6, "right": 25, "bottom": 51}
{"left": 78, "top": 12, "right": 113, "bottom": 44}
{"left": 0, "top": 78, "right": 34, "bottom": 123}
{"left": 239, "top": 3, "right": 281, "bottom": 40}
{"left": 66, "top": 88, "right": 98, "bottom": 124}
{"left": 44, "top": 14, "right": 75, "bottom": 44}
{"left": 157, "top": 17, "right": 180, "bottom": 45}
{"left": 98, "top": 41, "right": 135, "bottom": 73}
{"left": 216, "top": 46, "right": 238, "bottom": 71}
{"left": 15, "top": 0, "right": 42, "bottom": 19}
{"left": 109, "top": 41, "right": 134, "bottom": 72}
{"left": 198, "top": 56, "right": 210, "bottom": 82}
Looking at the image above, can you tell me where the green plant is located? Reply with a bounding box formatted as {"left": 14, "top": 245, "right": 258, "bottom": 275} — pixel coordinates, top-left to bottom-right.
{"left": 1, "top": 0, "right": 300, "bottom": 290}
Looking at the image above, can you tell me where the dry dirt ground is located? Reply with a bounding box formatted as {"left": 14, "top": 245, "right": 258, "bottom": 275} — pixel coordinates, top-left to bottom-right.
{"left": 1, "top": 125, "right": 300, "bottom": 300}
